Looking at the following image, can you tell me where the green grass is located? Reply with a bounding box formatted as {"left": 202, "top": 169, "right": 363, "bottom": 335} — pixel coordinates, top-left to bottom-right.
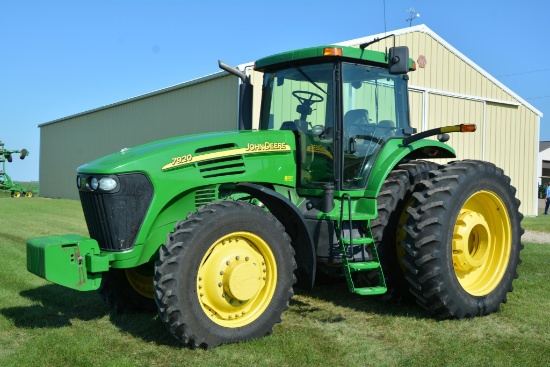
{"left": 522, "top": 215, "right": 550, "bottom": 233}
{"left": 522, "top": 198, "right": 550, "bottom": 232}
{"left": 1, "top": 198, "right": 549, "bottom": 367}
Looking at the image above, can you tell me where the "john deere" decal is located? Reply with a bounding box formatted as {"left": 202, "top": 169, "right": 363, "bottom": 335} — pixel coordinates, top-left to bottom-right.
{"left": 162, "top": 142, "right": 291, "bottom": 171}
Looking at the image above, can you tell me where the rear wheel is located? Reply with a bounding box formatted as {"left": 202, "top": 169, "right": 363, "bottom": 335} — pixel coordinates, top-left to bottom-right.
{"left": 370, "top": 160, "right": 438, "bottom": 303}
{"left": 154, "top": 200, "right": 296, "bottom": 349}
{"left": 98, "top": 263, "right": 156, "bottom": 313}
{"left": 25, "top": 191, "right": 33, "bottom": 198}
{"left": 402, "top": 160, "right": 523, "bottom": 318}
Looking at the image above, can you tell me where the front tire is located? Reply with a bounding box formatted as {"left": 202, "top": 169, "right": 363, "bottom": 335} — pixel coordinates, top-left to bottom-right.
{"left": 98, "top": 264, "right": 156, "bottom": 313}
{"left": 402, "top": 160, "right": 523, "bottom": 318}
{"left": 154, "top": 201, "right": 296, "bottom": 348}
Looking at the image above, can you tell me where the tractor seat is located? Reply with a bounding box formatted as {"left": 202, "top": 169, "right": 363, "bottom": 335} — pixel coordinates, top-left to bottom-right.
{"left": 378, "top": 120, "right": 395, "bottom": 128}
{"left": 344, "top": 109, "right": 370, "bottom": 125}
{"left": 280, "top": 121, "right": 298, "bottom": 131}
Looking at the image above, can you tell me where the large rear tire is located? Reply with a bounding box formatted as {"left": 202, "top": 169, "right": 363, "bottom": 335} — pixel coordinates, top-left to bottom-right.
{"left": 371, "top": 160, "right": 438, "bottom": 303}
{"left": 402, "top": 160, "right": 523, "bottom": 318}
{"left": 154, "top": 201, "right": 296, "bottom": 348}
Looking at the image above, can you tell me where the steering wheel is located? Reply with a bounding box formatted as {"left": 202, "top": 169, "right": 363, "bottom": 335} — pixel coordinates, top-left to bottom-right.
{"left": 292, "top": 90, "right": 324, "bottom": 105}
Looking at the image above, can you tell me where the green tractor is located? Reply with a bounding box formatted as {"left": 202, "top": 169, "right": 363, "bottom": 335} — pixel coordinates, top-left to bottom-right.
{"left": 27, "top": 40, "right": 523, "bottom": 348}
{"left": 0, "top": 141, "right": 37, "bottom": 198}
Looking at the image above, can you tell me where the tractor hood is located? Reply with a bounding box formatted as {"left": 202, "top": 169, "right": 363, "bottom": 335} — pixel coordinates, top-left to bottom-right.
{"left": 76, "top": 129, "right": 298, "bottom": 260}
{"left": 78, "top": 129, "right": 298, "bottom": 190}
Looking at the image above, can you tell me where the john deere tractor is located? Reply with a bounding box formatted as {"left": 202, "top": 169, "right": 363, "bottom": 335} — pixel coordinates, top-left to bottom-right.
{"left": 0, "top": 141, "right": 37, "bottom": 198}
{"left": 27, "top": 39, "right": 523, "bottom": 348}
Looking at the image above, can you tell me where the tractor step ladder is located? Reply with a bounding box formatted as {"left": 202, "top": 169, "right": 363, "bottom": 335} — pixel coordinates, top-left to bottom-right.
{"left": 337, "top": 194, "right": 387, "bottom": 296}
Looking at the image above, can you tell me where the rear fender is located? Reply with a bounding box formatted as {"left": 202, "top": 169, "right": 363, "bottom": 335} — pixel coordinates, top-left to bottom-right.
{"left": 365, "top": 139, "right": 455, "bottom": 197}
{"left": 236, "top": 183, "right": 316, "bottom": 290}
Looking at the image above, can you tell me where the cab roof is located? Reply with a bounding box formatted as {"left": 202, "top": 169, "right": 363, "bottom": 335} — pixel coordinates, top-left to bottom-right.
{"left": 254, "top": 45, "right": 411, "bottom": 71}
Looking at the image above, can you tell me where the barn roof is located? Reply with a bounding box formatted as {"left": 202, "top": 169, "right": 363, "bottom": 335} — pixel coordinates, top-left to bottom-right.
{"left": 337, "top": 24, "right": 542, "bottom": 118}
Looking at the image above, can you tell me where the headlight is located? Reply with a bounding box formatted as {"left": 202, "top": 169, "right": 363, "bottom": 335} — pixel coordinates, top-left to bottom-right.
{"left": 78, "top": 174, "right": 121, "bottom": 193}
{"left": 99, "top": 177, "right": 118, "bottom": 191}
{"left": 90, "top": 177, "right": 99, "bottom": 190}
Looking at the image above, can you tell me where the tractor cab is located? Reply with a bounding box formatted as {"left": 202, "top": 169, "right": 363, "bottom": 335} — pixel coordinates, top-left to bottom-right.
{"left": 255, "top": 46, "right": 414, "bottom": 191}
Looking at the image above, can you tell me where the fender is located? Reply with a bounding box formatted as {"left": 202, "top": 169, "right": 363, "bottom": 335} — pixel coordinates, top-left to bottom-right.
{"left": 364, "top": 138, "right": 456, "bottom": 198}
{"left": 236, "top": 183, "right": 316, "bottom": 290}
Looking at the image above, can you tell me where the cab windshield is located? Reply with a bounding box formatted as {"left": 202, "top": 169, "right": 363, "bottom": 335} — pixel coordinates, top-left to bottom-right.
{"left": 259, "top": 62, "right": 410, "bottom": 190}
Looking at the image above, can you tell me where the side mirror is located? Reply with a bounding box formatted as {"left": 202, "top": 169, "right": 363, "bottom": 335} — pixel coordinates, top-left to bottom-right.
{"left": 388, "top": 46, "right": 409, "bottom": 75}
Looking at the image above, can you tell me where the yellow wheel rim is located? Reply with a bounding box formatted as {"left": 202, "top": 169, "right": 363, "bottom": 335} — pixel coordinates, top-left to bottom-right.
{"left": 452, "top": 191, "right": 512, "bottom": 296}
{"left": 125, "top": 268, "right": 155, "bottom": 299}
{"left": 197, "top": 231, "right": 277, "bottom": 328}
{"left": 13, "top": 191, "right": 21, "bottom": 198}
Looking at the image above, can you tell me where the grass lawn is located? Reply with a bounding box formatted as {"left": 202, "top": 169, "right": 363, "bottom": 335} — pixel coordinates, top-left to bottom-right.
{"left": 522, "top": 215, "right": 550, "bottom": 233}
{"left": 522, "top": 198, "right": 550, "bottom": 232}
{"left": 1, "top": 198, "right": 549, "bottom": 367}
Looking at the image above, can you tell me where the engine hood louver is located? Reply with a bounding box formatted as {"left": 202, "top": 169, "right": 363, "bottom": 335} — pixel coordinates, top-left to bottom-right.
{"left": 194, "top": 143, "right": 246, "bottom": 178}
{"left": 195, "top": 186, "right": 217, "bottom": 207}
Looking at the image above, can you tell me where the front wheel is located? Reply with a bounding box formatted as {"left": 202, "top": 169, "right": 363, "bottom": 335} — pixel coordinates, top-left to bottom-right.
{"left": 98, "top": 264, "right": 156, "bottom": 313}
{"left": 154, "top": 201, "right": 296, "bottom": 348}
{"left": 402, "top": 160, "right": 523, "bottom": 318}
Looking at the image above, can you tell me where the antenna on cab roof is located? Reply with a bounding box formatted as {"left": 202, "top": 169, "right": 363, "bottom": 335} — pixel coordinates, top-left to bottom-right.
{"left": 359, "top": 33, "right": 395, "bottom": 50}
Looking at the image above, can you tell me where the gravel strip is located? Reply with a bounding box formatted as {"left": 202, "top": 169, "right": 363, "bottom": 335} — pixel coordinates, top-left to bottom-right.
{"left": 523, "top": 230, "right": 550, "bottom": 244}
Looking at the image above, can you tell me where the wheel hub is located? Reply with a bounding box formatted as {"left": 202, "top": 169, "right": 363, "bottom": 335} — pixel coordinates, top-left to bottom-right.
{"left": 452, "top": 210, "right": 490, "bottom": 272}
{"left": 224, "top": 260, "right": 262, "bottom": 301}
{"left": 197, "top": 232, "right": 276, "bottom": 327}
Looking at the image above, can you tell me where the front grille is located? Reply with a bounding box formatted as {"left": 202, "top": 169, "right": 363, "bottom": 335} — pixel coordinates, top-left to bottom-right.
{"left": 79, "top": 173, "right": 153, "bottom": 251}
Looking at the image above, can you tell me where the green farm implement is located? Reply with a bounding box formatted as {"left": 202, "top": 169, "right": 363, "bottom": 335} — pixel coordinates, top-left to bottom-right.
{"left": 27, "top": 39, "right": 523, "bottom": 348}
{"left": 0, "top": 141, "right": 37, "bottom": 198}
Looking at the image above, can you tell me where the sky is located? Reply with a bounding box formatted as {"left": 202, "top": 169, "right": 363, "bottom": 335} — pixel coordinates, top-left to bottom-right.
{"left": 1, "top": 0, "right": 548, "bottom": 182}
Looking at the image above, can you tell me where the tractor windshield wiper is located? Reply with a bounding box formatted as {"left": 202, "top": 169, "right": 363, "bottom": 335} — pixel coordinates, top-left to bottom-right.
{"left": 295, "top": 65, "right": 328, "bottom": 95}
